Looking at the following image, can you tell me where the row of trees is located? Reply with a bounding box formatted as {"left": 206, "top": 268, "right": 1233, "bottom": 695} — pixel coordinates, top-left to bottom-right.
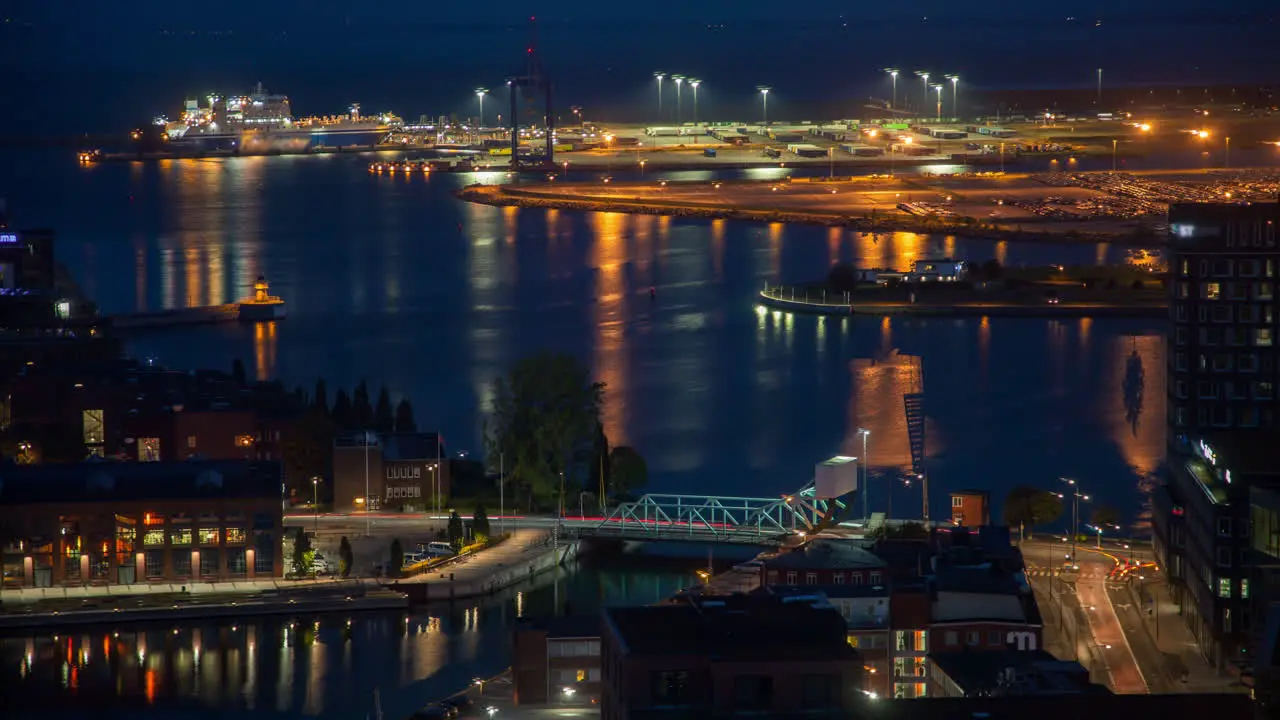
{"left": 484, "top": 352, "right": 648, "bottom": 513}
{"left": 1003, "top": 485, "right": 1122, "bottom": 535}
{"left": 280, "top": 376, "right": 420, "bottom": 496}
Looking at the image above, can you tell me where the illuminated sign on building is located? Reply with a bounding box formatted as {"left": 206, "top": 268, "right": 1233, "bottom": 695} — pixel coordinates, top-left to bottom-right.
{"left": 0, "top": 233, "right": 20, "bottom": 245}
{"left": 1005, "top": 631, "right": 1038, "bottom": 651}
{"left": 1196, "top": 439, "right": 1218, "bottom": 466}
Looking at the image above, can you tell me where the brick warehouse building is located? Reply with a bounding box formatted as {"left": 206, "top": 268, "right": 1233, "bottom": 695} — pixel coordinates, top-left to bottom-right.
{"left": 0, "top": 460, "right": 284, "bottom": 587}
{"left": 332, "top": 431, "right": 450, "bottom": 512}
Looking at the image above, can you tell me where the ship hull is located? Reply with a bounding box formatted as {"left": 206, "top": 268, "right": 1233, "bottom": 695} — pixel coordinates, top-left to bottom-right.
{"left": 172, "top": 127, "right": 390, "bottom": 152}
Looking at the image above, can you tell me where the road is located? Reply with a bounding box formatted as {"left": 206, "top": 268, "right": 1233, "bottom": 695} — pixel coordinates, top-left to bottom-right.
{"left": 1023, "top": 536, "right": 1155, "bottom": 694}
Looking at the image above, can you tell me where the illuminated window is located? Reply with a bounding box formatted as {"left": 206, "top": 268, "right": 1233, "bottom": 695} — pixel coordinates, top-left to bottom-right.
{"left": 1257, "top": 329, "right": 1274, "bottom": 347}
{"left": 81, "top": 409, "right": 104, "bottom": 445}
{"left": 576, "top": 669, "right": 587, "bottom": 682}
{"left": 235, "top": 434, "right": 255, "bottom": 449}
{"left": 139, "top": 437, "right": 161, "bottom": 462}
{"left": 1219, "top": 577, "right": 1232, "bottom": 598}
{"left": 170, "top": 528, "right": 192, "bottom": 546}
{"left": 1242, "top": 579, "right": 1251, "bottom": 599}
{"left": 199, "top": 528, "right": 220, "bottom": 546}
{"left": 225, "top": 528, "right": 246, "bottom": 544}
{"left": 143, "top": 529, "right": 165, "bottom": 546}
{"left": 143, "top": 512, "right": 164, "bottom": 526}
{"left": 187, "top": 435, "right": 197, "bottom": 449}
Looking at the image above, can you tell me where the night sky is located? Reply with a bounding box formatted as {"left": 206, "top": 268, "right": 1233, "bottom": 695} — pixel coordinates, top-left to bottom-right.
{"left": 2, "top": 1, "right": 1278, "bottom": 135}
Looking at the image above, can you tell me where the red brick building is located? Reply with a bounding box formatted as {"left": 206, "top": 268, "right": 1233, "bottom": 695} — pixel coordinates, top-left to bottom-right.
{"left": 950, "top": 490, "right": 991, "bottom": 528}
{"left": 0, "top": 460, "right": 284, "bottom": 587}
{"left": 513, "top": 616, "right": 602, "bottom": 705}
{"left": 760, "top": 539, "right": 887, "bottom": 587}
{"left": 600, "top": 594, "right": 862, "bottom": 719}
{"left": 332, "top": 431, "right": 449, "bottom": 512}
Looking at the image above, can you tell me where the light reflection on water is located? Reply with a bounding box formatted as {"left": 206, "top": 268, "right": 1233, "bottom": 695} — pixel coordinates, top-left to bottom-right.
{"left": 0, "top": 561, "right": 702, "bottom": 719}
{"left": 13, "top": 152, "right": 1168, "bottom": 526}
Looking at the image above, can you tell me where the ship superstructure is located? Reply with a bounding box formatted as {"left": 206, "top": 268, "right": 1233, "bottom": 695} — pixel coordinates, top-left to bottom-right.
{"left": 163, "top": 83, "right": 401, "bottom": 151}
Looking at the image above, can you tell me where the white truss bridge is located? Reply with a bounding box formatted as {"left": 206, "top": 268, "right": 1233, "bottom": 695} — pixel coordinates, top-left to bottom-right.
{"left": 577, "top": 480, "right": 852, "bottom": 546}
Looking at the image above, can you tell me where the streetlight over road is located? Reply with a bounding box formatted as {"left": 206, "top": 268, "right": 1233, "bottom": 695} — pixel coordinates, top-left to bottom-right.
{"left": 883, "top": 68, "right": 899, "bottom": 110}
{"left": 757, "top": 86, "right": 771, "bottom": 129}
{"left": 946, "top": 75, "right": 959, "bottom": 118}
{"left": 654, "top": 72, "right": 665, "bottom": 120}
{"left": 689, "top": 79, "right": 701, "bottom": 127}
{"left": 933, "top": 84, "right": 943, "bottom": 122}
{"left": 1060, "top": 477, "right": 1090, "bottom": 571}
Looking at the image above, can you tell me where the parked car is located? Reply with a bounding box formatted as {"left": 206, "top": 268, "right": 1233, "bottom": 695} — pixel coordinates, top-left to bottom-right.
{"left": 311, "top": 553, "right": 333, "bottom": 575}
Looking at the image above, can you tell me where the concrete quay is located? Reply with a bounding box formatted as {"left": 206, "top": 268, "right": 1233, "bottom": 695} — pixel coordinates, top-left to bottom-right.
{"left": 0, "top": 578, "right": 407, "bottom": 630}
{"left": 757, "top": 289, "right": 1167, "bottom": 318}
{"left": 388, "top": 528, "right": 579, "bottom": 603}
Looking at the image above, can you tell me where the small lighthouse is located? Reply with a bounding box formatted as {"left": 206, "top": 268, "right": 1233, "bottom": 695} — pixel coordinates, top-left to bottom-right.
{"left": 238, "top": 275, "right": 287, "bottom": 321}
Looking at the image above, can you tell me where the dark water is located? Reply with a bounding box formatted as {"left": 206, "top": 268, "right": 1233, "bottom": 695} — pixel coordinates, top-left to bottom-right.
{"left": 0, "top": 559, "right": 702, "bottom": 719}
{"left": 0, "top": 149, "right": 1168, "bottom": 522}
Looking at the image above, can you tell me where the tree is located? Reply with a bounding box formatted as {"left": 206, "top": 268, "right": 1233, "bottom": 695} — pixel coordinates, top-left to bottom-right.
{"left": 1003, "top": 485, "right": 1064, "bottom": 534}
{"left": 473, "top": 503, "right": 491, "bottom": 542}
{"left": 395, "top": 398, "right": 417, "bottom": 432}
{"left": 609, "top": 446, "right": 648, "bottom": 500}
{"left": 447, "top": 510, "right": 465, "bottom": 550}
{"left": 374, "top": 387, "right": 395, "bottom": 433}
{"left": 338, "top": 536, "right": 353, "bottom": 577}
{"left": 331, "top": 389, "right": 353, "bottom": 430}
{"left": 1091, "top": 504, "right": 1123, "bottom": 529}
{"left": 484, "top": 353, "right": 604, "bottom": 512}
{"left": 352, "top": 381, "right": 373, "bottom": 429}
{"left": 231, "top": 358, "right": 247, "bottom": 386}
{"left": 388, "top": 538, "right": 404, "bottom": 579}
{"left": 291, "top": 527, "right": 312, "bottom": 576}
{"left": 979, "top": 258, "right": 1003, "bottom": 281}
{"left": 827, "top": 262, "right": 859, "bottom": 293}
{"left": 313, "top": 378, "right": 329, "bottom": 415}
{"left": 281, "top": 403, "right": 333, "bottom": 494}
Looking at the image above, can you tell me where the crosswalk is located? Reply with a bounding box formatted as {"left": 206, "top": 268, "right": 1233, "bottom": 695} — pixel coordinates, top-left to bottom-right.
{"left": 1024, "top": 566, "right": 1125, "bottom": 583}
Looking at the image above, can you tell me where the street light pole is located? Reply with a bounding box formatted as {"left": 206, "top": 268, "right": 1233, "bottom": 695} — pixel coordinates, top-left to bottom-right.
{"left": 673, "top": 75, "right": 684, "bottom": 125}
{"left": 1226, "top": 136, "right": 1231, "bottom": 169}
{"left": 858, "top": 429, "right": 871, "bottom": 520}
{"left": 1097, "top": 68, "right": 1103, "bottom": 105}
{"left": 916, "top": 71, "right": 930, "bottom": 115}
{"left": 883, "top": 68, "right": 899, "bottom": 111}
{"left": 1112, "top": 139, "right": 1118, "bottom": 172}
{"left": 946, "top": 75, "right": 959, "bottom": 119}
{"left": 933, "top": 84, "right": 943, "bottom": 122}
{"left": 654, "top": 72, "right": 665, "bottom": 121}
{"left": 1061, "top": 477, "right": 1089, "bottom": 570}
{"left": 757, "top": 86, "right": 771, "bottom": 130}
{"left": 690, "top": 79, "right": 700, "bottom": 135}
{"left": 312, "top": 477, "right": 321, "bottom": 533}
{"left": 475, "top": 88, "right": 488, "bottom": 128}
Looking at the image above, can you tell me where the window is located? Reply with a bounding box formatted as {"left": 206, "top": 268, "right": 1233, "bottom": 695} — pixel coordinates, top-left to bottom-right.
{"left": 786, "top": 571, "right": 797, "bottom": 585}
{"left": 1218, "top": 547, "right": 1232, "bottom": 567}
{"left": 81, "top": 409, "right": 104, "bottom": 445}
{"left": 1175, "top": 327, "right": 1188, "bottom": 345}
{"left": 766, "top": 571, "right": 778, "bottom": 584}
{"left": 198, "top": 528, "right": 220, "bottom": 546}
{"left": 952, "top": 496, "right": 964, "bottom": 507}
{"left": 1255, "top": 382, "right": 1275, "bottom": 400}
{"left": 187, "top": 435, "right": 197, "bottom": 449}
{"left": 138, "top": 437, "right": 161, "bottom": 461}
{"left": 1212, "top": 305, "right": 1233, "bottom": 323}
{"left": 143, "top": 529, "right": 165, "bottom": 546}
{"left": 1176, "top": 281, "right": 1189, "bottom": 299}
{"left": 1205, "top": 282, "right": 1222, "bottom": 299}
{"left": 945, "top": 630, "right": 958, "bottom": 647}
{"left": 172, "top": 550, "right": 191, "bottom": 576}
{"left": 144, "top": 550, "right": 164, "bottom": 578}
{"left": 651, "top": 670, "right": 690, "bottom": 704}
{"left": 1242, "top": 579, "right": 1251, "bottom": 599}
{"left": 254, "top": 531, "right": 274, "bottom": 574}
{"left": 1257, "top": 329, "right": 1274, "bottom": 347}
{"left": 1219, "top": 518, "right": 1233, "bottom": 537}
{"left": 1174, "top": 380, "right": 1188, "bottom": 399}
{"left": 832, "top": 572, "right": 846, "bottom": 585}
{"left": 1219, "top": 577, "right": 1232, "bottom": 598}
{"left": 170, "top": 528, "right": 192, "bottom": 546}
{"left": 894, "top": 657, "right": 927, "bottom": 677}
{"left": 802, "top": 675, "right": 837, "bottom": 710}
{"left": 805, "top": 572, "right": 818, "bottom": 585}
{"left": 870, "top": 571, "right": 883, "bottom": 585}
{"left": 1241, "top": 260, "right": 1260, "bottom": 277}
{"left": 1240, "top": 354, "right": 1259, "bottom": 372}
{"left": 227, "top": 548, "right": 247, "bottom": 575}
{"left": 1224, "top": 608, "right": 1233, "bottom": 633}
{"left": 1240, "top": 305, "right": 1260, "bottom": 323}
{"left": 225, "top": 528, "right": 246, "bottom": 544}
{"left": 988, "top": 631, "right": 1003, "bottom": 646}
{"left": 1256, "top": 282, "right": 1275, "bottom": 301}
{"left": 732, "top": 675, "right": 772, "bottom": 710}
{"left": 142, "top": 512, "right": 164, "bottom": 526}
{"left": 850, "top": 573, "right": 864, "bottom": 585}
{"left": 199, "top": 549, "right": 219, "bottom": 576}
{"left": 966, "top": 631, "right": 980, "bottom": 646}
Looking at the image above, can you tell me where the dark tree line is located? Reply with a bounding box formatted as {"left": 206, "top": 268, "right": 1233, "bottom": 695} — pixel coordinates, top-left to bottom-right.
{"left": 281, "top": 376, "right": 420, "bottom": 500}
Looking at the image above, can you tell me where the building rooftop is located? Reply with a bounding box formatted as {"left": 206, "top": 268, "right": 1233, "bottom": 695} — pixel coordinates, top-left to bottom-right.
{"left": 930, "top": 649, "right": 1103, "bottom": 696}
{"left": 0, "top": 460, "right": 283, "bottom": 505}
{"left": 516, "top": 615, "right": 600, "bottom": 640}
{"left": 604, "top": 594, "right": 856, "bottom": 662}
{"left": 763, "top": 539, "right": 886, "bottom": 571}
{"left": 1195, "top": 430, "right": 1280, "bottom": 479}
{"left": 861, "top": 693, "right": 1255, "bottom": 720}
